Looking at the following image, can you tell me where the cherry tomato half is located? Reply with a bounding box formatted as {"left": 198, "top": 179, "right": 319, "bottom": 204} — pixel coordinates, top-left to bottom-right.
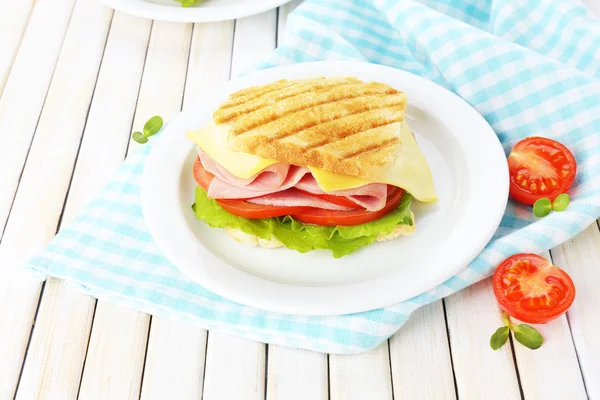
{"left": 492, "top": 253, "right": 575, "bottom": 324}
{"left": 507, "top": 137, "right": 576, "bottom": 205}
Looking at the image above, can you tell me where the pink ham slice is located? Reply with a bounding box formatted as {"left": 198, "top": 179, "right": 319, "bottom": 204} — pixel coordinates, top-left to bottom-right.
{"left": 246, "top": 188, "right": 354, "bottom": 211}
{"left": 295, "top": 175, "right": 387, "bottom": 212}
{"left": 197, "top": 149, "right": 388, "bottom": 212}
{"left": 207, "top": 165, "right": 310, "bottom": 199}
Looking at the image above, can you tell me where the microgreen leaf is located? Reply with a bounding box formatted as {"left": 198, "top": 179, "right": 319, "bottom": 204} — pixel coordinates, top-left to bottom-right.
{"left": 512, "top": 324, "right": 543, "bottom": 350}
{"left": 490, "top": 326, "right": 510, "bottom": 350}
{"left": 132, "top": 131, "right": 148, "bottom": 144}
{"left": 143, "top": 116, "right": 163, "bottom": 137}
{"left": 533, "top": 198, "right": 552, "bottom": 218}
{"left": 174, "top": 0, "right": 200, "bottom": 6}
{"left": 552, "top": 193, "right": 570, "bottom": 212}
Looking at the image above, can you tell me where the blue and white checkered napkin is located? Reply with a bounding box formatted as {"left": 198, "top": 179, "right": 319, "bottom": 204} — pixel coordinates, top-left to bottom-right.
{"left": 28, "top": 0, "right": 600, "bottom": 354}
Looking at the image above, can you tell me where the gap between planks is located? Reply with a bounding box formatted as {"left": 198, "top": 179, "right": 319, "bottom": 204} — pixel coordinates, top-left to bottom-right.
{"left": 0, "top": 0, "right": 96, "bottom": 397}
{"left": 202, "top": 9, "right": 276, "bottom": 400}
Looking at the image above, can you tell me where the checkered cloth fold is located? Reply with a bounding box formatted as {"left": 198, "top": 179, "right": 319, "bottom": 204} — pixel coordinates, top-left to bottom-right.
{"left": 28, "top": 0, "right": 600, "bottom": 354}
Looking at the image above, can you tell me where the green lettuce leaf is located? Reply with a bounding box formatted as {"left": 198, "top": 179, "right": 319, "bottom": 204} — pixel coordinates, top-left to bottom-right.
{"left": 174, "top": 0, "right": 201, "bottom": 7}
{"left": 193, "top": 187, "right": 413, "bottom": 258}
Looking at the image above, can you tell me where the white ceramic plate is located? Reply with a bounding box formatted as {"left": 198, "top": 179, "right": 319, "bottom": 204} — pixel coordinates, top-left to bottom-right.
{"left": 101, "top": 0, "right": 292, "bottom": 22}
{"left": 141, "top": 61, "right": 509, "bottom": 316}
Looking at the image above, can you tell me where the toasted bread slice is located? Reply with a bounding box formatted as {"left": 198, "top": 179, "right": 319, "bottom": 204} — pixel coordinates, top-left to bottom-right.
{"left": 213, "top": 77, "right": 408, "bottom": 179}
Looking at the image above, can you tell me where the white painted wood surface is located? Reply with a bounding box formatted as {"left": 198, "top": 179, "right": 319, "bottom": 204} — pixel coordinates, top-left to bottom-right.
{"left": 0, "top": 0, "right": 109, "bottom": 396}
{"left": 140, "top": 318, "right": 207, "bottom": 400}
{"left": 0, "top": 0, "right": 35, "bottom": 95}
{"left": 552, "top": 224, "right": 600, "bottom": 399}
{"left": 12, "top": 3, "right": 115, "bottom": 396}
{"left": 266, "top": 345, "right": 328, "bottom": 400}
{"left": 203, "top": 335, "right": 266, "bottom": 400}
{"left": 0, "top": 0, "right": 77, "bottom": 238}
{"left": 445, "top": 279, "right": 521, "bottom": 400}
{"left": 389, "top": 301, "right": 456, "bottom": 399}
{"left": 329, "top": 342, "right": 393, "bottom": 400}
{"left": 0, "top": 2, "right": 599, "bottom": 400}
{"left": 201, "top": 11, "right": 276, "bottom": 400}
{"left": 511, "top": 252, "right": 587, "bottom": 400}
{"left": 77, "top": 14, "right": 189, "bottom": 400}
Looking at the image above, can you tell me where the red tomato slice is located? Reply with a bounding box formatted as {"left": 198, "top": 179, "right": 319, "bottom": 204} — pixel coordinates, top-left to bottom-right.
{"left": 216, "top": 199, "right": 313, "bottom": 218}
{"left": 292, "top": 187, "right": 404, "bottom": 226}
{"left": 507, "top": 137, "right": 577, "bottom": 205}
{"left": 492, "top": 253, "right": 576, "bottom": 324}
{"left": 295, "top": 189, "right": 362, "bottom": 209}
{"left": 193, "top": 157, "right": 214, "bottom": 191}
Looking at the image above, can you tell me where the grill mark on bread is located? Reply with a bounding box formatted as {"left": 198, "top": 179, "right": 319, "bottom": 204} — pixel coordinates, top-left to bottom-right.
{"left": 218, "top": 77, "right": 360, "bottom": 111}
{"left": 220, "top": 82, "right": 400, "bottom": 130}
{"left": 214, "top": 77, "right": 411, "bottom": 179}
{"left": 223, "top": 79, "right": 303, "bottom": 104}
{"left": 294, "top": 118, "right": 399, "bottom": 151}
{"left": 215, "top": 78, "right": 367, "bottom": 124}
{"left": 230, "top": 92, "right": 406, "bottom": 139}
{"left": 344, "top": 137, "right": 399, "bottom": 158}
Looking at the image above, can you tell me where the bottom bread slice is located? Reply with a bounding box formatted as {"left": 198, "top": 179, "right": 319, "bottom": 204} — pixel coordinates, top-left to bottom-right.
{"left": 224, "top": 212, "right": 415, "bottom": 250}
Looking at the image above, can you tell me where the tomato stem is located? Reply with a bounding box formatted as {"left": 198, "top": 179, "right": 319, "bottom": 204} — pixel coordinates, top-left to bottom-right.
{"left": 502, "top": 311, "right": 513, "bottom": 329}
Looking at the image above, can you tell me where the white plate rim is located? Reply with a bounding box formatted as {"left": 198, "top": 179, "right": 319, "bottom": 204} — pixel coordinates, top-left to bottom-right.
{"left": 100, "top": 0, "right": 293, "bottom": 22}
{"left": 140, "top": 61, "right": 509, "bottom": 316}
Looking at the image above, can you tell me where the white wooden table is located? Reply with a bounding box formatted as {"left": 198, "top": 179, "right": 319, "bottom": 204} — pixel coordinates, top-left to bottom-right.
{"left": 1, "top": 0, "right": 599, "bottom": 398}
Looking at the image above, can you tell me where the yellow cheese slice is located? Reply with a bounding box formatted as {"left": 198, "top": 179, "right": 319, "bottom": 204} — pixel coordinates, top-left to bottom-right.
{"left": 309, "top": 122, "right": 437, "bottom": 202}
{"left": 186, "top": 121, "right": 437, "bottom": 202}
{"left": 380, "top": 121, "right": 438, "bottom": 202}
{"left": 186, "top": 123, "right": 278, "bottom": 179}
{"left": 309, "top": 168, "right": 373, "bottom": 192}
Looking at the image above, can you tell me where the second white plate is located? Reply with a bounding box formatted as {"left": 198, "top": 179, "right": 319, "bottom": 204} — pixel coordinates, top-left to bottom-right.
{"left": 141, "top": 61, "right": 509, "bottom": 316}
{"left": 101, "top": 0, "right": 293, "bottom": 22}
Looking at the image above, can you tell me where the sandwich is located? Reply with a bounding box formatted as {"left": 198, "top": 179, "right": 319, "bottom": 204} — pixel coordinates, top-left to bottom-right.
{"left": 186, "top": 77, "right": 437, "bottom": 258}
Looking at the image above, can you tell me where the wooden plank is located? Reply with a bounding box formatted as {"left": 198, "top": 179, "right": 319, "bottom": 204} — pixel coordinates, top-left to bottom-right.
{"left": 276, "top": 0, "right": 302, "bottom": 45}
{"left": 329, "top": 342, "right": 393, "bottom": 400}
{"left": 138, "top": 20, "right": 234, "bottom": 400}
{"left": 75, "top": 16, "right": 195, "bottom": 400}
{"left": 16, "top": 11, "right": 197, "bottom": 400}
{"left": 0, "top": 0, "right": 110, "bottom": 397}
{"left": 551, "top": 222, "right": 600, "bottom": 399}
{"left": 582, "top": 0, "right": 600, "bottom": 17}
{"left": 183, "top": 21, "right": 234, "bottom": 106}
{"left": 14, "top": 281, "right": 96, "bottom": 400}
{"left": 263, "top": 6, "right": 331, "bottom": 399}
{"left": 139, "top": 319, "right": 207, "bottom": 400}
{"left": 127, "top": 20, "right": 193, "bottom": 150}
{"left": 0, "top": 0, "right": 77, "bottom": 240}
{"left": 444, "top": 279, "right": 522, "bottom": 399}
{"left": 201, "top": 10, "right": 276, "bottom": 400}
{"left": 9, "top": 1, "right": 113, "bottom": 399}
{"left": 0, "top": 0, "right": 36, "bottom": 95}
{"left": 389, "top": 301, "right": 456, "bottom": 399}
{"left": 16, "top": 9, "right": 152, "bottom": 400}
{"left": 78, "top": 304, "right": 150, "bottom": 400}
{"left": 202, "top": 335, "right": 266, "bottom": 400}
{"left": 230, "top": 9, "right": 277, "bottom": 77}
{"left": 266, "top": 346, "right": 328, "bottom": 400}
{"left": 511, "top": 251, "right": 587, "bottom": 400}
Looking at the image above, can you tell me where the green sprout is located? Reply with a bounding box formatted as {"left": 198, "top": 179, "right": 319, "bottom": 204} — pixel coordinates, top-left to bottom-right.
{"left": 490, "top": 311, "right": 543, "bottom": 351}
{"left": 132, "top": 115, "right": 163, "bottom": 144}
